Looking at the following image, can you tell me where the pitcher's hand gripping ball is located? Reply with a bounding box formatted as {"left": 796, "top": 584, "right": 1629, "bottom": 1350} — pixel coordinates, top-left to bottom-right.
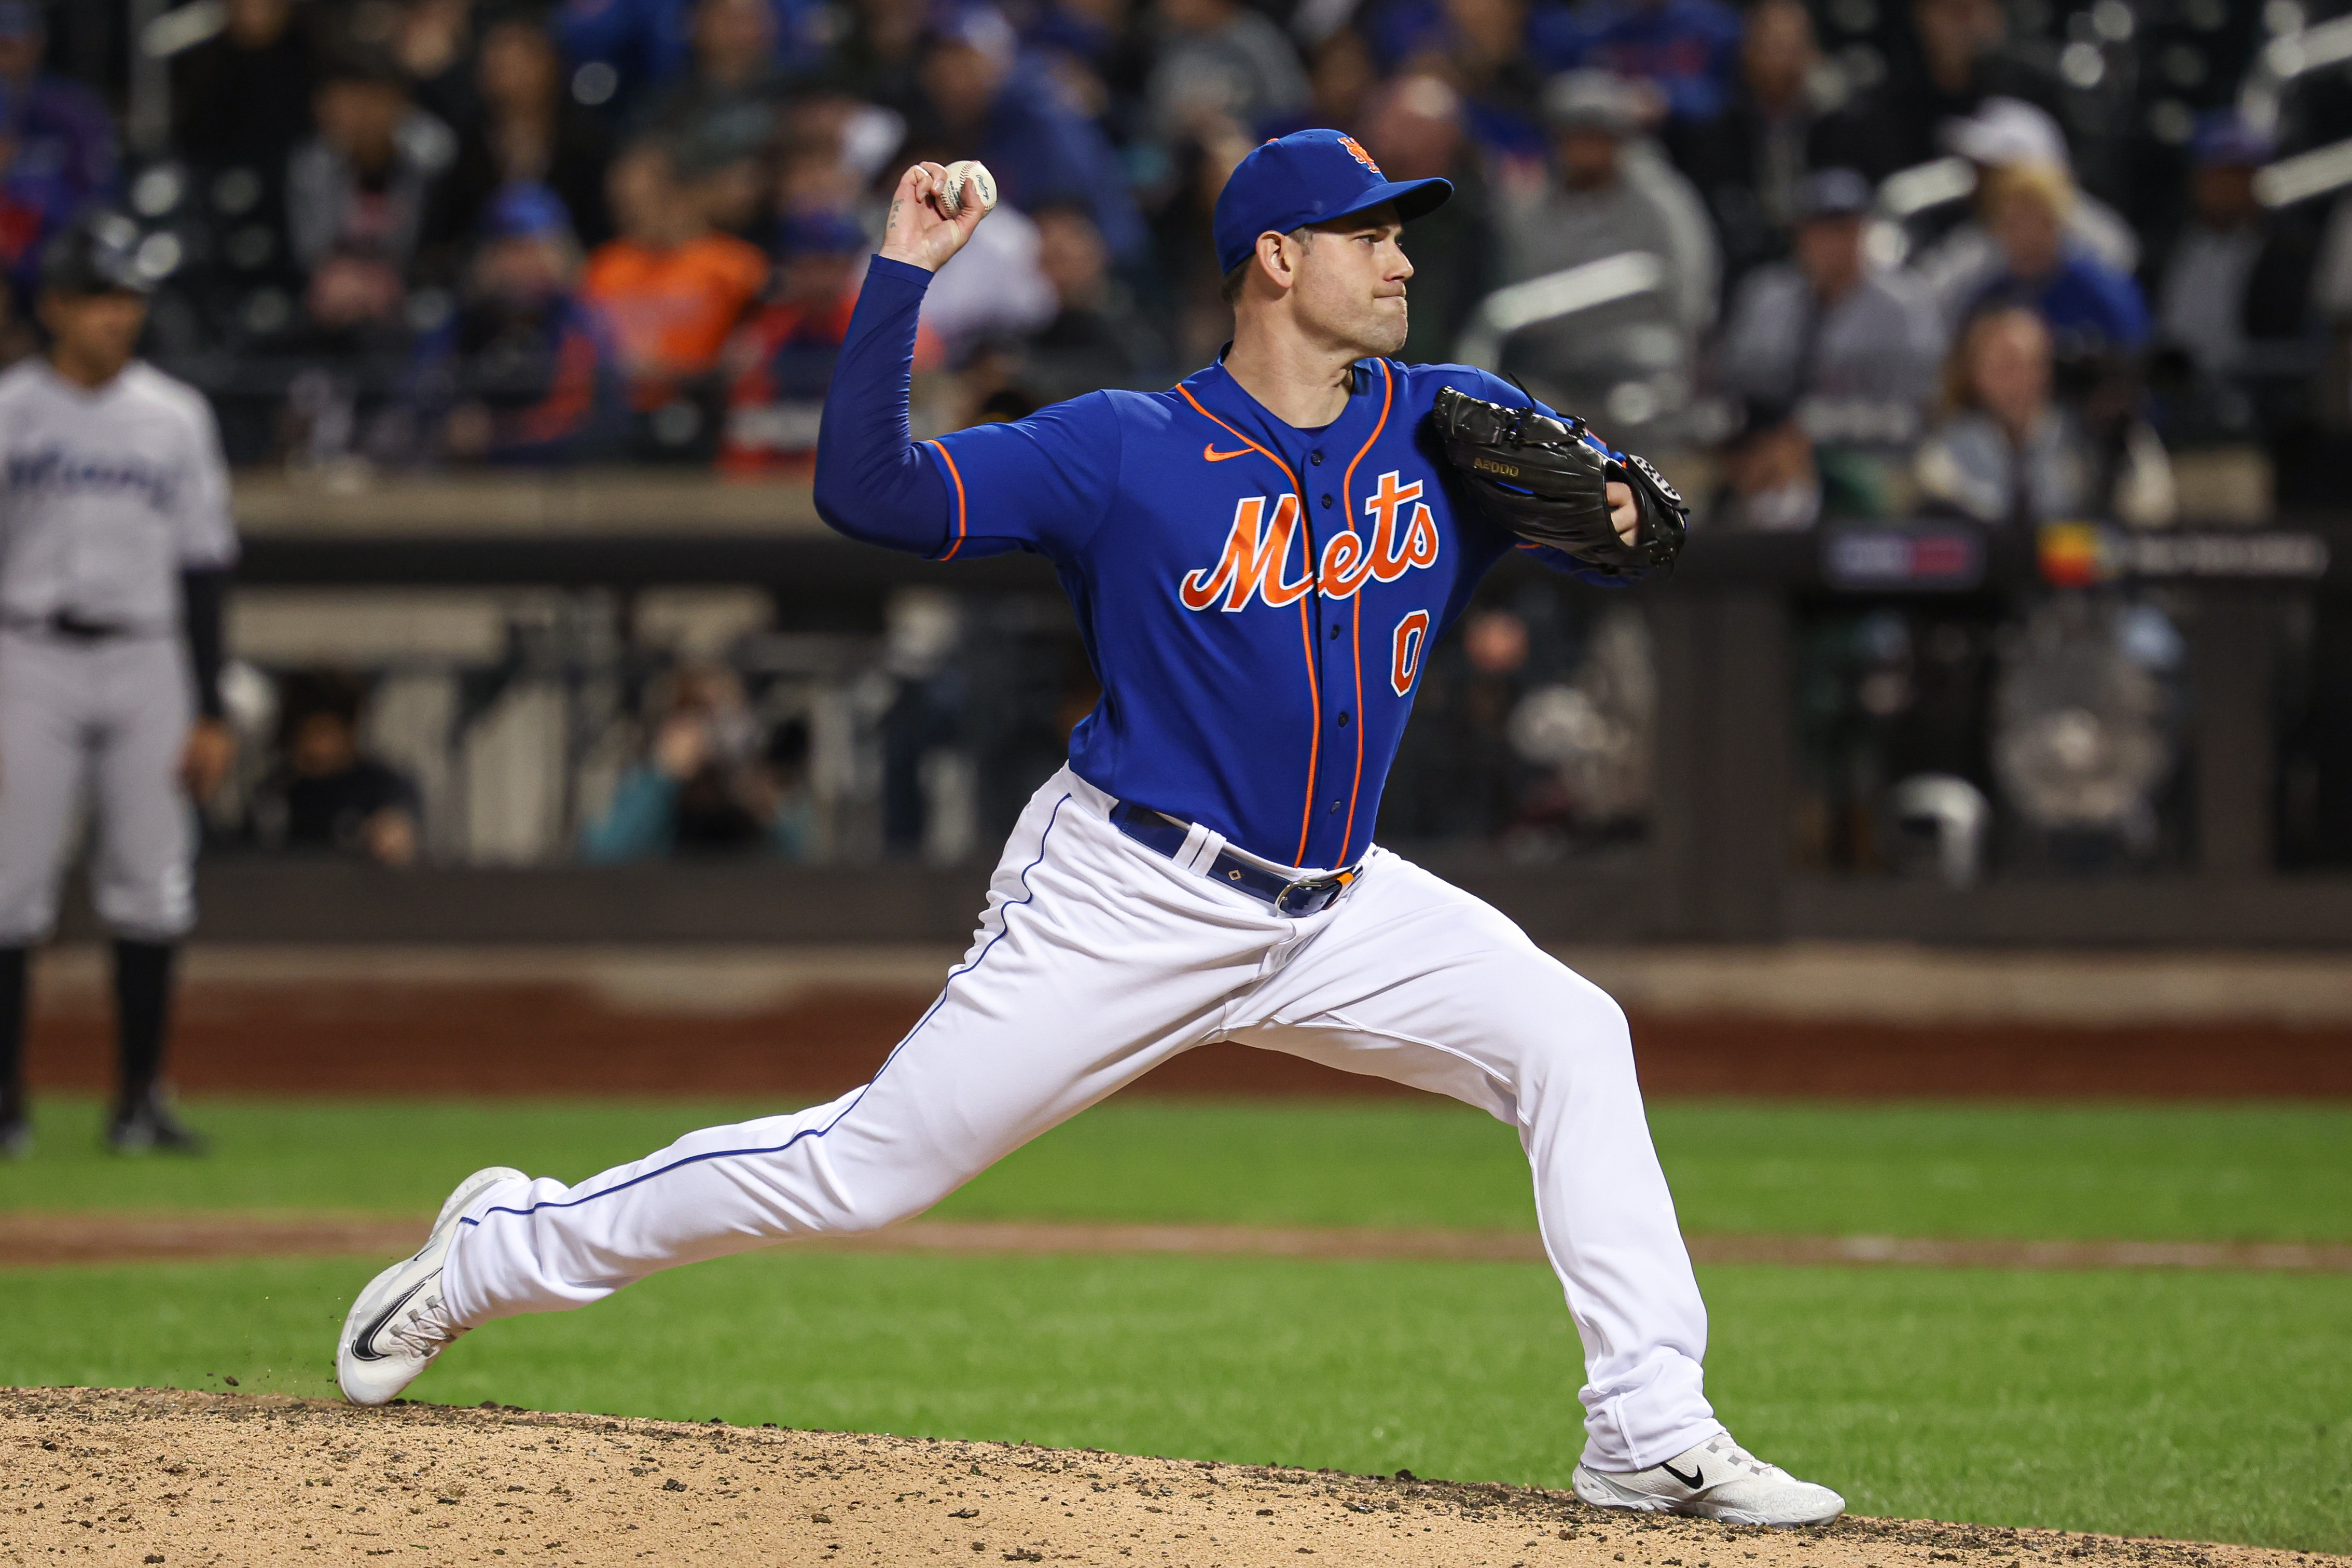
{"left": 936, "top": 161, "right": 998, "bottom": 217}
{"left": 1430, "top": 384, "right": 1688, "bottom": 575}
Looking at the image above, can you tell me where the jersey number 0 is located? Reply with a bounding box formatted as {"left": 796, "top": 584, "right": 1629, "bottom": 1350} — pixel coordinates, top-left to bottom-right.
{"left": 1390, "top": 609, "right": 1431, "bottom": 696}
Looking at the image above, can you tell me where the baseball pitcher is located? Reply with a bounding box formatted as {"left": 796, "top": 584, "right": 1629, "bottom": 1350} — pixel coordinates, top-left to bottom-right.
{"left": 0, "top": 216, "right": 238, "bottom": 1158}
{"left": 337, "top": 131, "right": 1841, "bottom": 1527}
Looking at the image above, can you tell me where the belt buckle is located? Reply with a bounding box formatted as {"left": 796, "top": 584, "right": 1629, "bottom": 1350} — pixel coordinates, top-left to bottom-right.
{"left": 1272, "top": 867, "right": 1355, "bottom": 917}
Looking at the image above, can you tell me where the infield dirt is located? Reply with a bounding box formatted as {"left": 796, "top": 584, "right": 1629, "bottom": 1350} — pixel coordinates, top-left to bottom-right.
{"left": 1, "top": 1389, "right": 2338, "bottom": 1568}
{"left": 21, "top": 975, "right": 2352, "bottom": 1102}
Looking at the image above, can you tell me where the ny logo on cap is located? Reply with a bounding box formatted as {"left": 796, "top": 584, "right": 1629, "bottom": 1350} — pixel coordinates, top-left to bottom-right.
{"left": 1336, "top": 134, "right": 1381, "bottom": 175}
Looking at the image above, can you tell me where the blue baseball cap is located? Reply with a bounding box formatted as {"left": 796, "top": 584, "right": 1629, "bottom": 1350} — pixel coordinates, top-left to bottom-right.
{"left": 2191, "top": 109, "right": 2273, "bottom": 169}
{"left": 1212, "top": 129, "right": 1450, "bottom": 277}
{"left": 483, "top": 181, "right": 575, "bottom": 240}
{"left": 777, "top": 208, "right": 867, "bottom": 257}
{"left": 1795, "top": 167, "right": 1872, "bottom": 220}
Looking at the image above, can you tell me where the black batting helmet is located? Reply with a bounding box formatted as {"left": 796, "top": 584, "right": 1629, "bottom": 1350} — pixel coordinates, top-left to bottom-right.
{"left": 39, "top": 212, "right": 153, "bottom": 299}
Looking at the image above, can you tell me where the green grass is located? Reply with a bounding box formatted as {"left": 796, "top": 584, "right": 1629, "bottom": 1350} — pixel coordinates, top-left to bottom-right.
{"left": 6, "top": 1097, "right": 2348, "bottom": 1548}
{"left": 2, "top": 1251, "right": 2345, "bottom": 1551}
{"left": 5, "top": 1096, "right": 2348, "bottom": 1242}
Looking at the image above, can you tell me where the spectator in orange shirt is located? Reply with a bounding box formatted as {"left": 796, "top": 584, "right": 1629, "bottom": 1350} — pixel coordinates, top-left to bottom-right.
{"left": 582, "top": 135, "right": 768, "bottom": 454}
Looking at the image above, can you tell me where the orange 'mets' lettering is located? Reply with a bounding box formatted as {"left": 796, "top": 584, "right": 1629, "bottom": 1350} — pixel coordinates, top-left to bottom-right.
{"left": 1182, "top": 471, "right": 1441, "bottom": 612}
{"left": 1180, "top": 494, "right": 1316, "bottom": 613}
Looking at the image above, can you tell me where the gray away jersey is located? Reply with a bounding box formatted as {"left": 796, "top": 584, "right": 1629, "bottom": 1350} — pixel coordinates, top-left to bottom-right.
{"left": 0, "top": 358, "right": 237, "bottom": 636}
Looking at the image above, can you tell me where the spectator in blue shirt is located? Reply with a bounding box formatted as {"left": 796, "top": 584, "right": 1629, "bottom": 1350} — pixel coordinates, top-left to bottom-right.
{"left": 0, "top": 1, "right": 118, "bottom": 301}
{"left": 1359, "top": 0, "right": 1560, "bottom": 159}
{"left": 1566, "top": 0, "right": 1744, "bottom": 126}
{"left": 914, "top": 7, "right": 1147, "bottom": 267}
{"left": 406, "top": 183, "right": 629, "bottom": 464}
{"left": 555, "top": 0, "right": 832, "bottom": 118}
{"left": 1968, "top": 161, "right": 2149, "bottom": 360}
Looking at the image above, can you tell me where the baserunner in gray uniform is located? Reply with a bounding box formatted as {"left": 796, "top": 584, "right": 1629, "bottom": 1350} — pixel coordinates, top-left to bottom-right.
{"left": 0, "top": 214, "right": 238, "bottom": 1157}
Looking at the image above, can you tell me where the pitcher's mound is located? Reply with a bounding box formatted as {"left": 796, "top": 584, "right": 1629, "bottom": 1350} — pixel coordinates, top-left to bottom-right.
{"left": 0, "top": 1387, "right": 2330, "bottom": 1567}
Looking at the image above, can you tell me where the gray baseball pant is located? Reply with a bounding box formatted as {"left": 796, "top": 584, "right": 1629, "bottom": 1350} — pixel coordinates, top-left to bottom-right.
{"left": 0, "top": 630, "right": 197, "bottom": 944}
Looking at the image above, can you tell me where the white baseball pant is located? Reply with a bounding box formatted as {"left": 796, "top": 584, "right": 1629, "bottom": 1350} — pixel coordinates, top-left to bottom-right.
{"left": 442, "top": 767, "right": 1723, "bottom": 1469}
{"left": 0, "top": 630, "right": 196, "bottom": 944}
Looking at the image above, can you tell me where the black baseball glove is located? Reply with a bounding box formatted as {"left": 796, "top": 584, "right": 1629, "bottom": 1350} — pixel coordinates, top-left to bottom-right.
{"left": 1430, "top": 384, "right": 1687, "bottom": 574}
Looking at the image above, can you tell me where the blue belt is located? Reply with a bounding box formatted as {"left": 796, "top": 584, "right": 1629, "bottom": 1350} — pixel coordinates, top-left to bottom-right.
{"left": 1109, "top": 801, "right": 1359, "bottom": 917}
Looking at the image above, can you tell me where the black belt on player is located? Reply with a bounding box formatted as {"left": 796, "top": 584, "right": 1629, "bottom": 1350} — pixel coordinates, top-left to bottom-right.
{"left": 1109, "top": 800, "right": 1359, "bottom": 917}
{"left": 5, "top": 610, "right": 134, "bottom": 642}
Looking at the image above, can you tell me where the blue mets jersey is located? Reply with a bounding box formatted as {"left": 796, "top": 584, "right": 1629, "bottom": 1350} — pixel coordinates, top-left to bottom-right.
{"left": 816, "top": 256, "right": 1625, "bottom": 872}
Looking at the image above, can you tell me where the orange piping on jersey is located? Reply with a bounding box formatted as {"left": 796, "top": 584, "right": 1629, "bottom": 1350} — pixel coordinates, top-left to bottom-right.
{"left": 1177, "top": 386, "right": 1298, "bottom": 489}
{"left": 1293, "top": 594, "right": 1321, "bottom": 864}
{"left": 926, "top": 439, "right": 970, "bottom": 561}
{"left": 1176, "top": 383, "right": 1321, "bottom": 863}
{"left": 1336, "top": 359, "right": 1392, "bottom": 863}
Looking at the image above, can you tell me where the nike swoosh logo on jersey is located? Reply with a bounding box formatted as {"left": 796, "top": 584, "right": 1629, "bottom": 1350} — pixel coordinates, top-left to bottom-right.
{"left": 1659, "top": 1461, "right": 1705, "bottom": 1489}
{"left": 1202, "top": 443, "right": 1256, "bottom": 462}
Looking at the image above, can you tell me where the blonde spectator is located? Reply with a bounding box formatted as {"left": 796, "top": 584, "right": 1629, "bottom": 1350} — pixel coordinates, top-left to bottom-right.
{"left": 1916, "top": 307, "right": 2085, "bottom": 526}
{"left": 1969, "top": 163, "right": 2148, "bottom": 360}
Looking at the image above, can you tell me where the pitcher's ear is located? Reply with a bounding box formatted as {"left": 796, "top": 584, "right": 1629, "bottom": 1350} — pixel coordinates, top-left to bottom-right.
{"left": 1256, "top": 230, "right": 1304, "bottom": 293}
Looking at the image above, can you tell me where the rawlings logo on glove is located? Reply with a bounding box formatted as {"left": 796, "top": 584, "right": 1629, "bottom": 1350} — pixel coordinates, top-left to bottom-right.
{"left": 1429, "top": 385, "right": 1687, "bottom": 575}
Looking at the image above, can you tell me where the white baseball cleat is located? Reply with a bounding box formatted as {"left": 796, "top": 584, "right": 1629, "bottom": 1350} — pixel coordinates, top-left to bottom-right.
{"left": 336, "top": 1165, "right": 525, "bottom": 1406}
{"left": 1573, "top": 1432, "right": 1845, "bottom": 1528}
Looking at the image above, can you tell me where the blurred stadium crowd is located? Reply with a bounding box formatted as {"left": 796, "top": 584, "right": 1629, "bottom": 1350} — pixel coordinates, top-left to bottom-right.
{"left": 7, "top": 0, "right": 2349, "bottom": 877}
{"left": 4, "top": 0, "right": 2345, "bottom": 496}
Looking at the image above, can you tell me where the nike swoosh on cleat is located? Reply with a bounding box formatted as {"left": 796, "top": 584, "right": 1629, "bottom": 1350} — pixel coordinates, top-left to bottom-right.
{"left": 1659, "top": 1461, "right": 1705, "bottom": 1489}
{"left": 349, "top": 1275, "right": 436, "bottom": 1363}
{"left": 1202, "top": 444, "right": 1255, "bottom": 462}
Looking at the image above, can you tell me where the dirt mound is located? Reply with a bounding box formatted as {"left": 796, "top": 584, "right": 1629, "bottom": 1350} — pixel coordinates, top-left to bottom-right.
{"left": 1, "top": 1389, "right": 2332, "bottom": 1568}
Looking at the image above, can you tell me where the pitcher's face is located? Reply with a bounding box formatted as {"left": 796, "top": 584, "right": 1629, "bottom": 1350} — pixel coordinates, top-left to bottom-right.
{"left": 1290, "top": 206, "right": 1413, "bottom": 358}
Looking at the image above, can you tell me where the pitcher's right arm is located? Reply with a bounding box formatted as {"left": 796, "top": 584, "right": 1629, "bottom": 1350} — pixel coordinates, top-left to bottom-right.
{"left": 811, "top": 162, "right": 981, "bottom": 556}
{"left": 813, "top": 162, "right": 1120, "bottom": 564}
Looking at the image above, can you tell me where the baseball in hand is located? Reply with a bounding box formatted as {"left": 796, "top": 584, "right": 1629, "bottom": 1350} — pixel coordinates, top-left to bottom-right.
{"left": 937, "top": 160, "right": 998, "bottom": 217}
